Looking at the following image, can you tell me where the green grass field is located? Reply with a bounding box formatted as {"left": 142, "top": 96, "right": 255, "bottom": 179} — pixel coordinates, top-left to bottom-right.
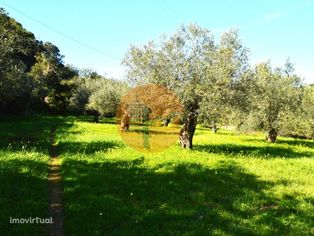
{"left": 1, "top": 116, "right": 313, "bottom": 235}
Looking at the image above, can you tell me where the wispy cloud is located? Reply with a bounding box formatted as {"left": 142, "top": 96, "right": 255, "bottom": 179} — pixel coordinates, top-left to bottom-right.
{"left": 243, "top": 0, "right": 314, "bottom": 30}
{"left": 264, "top": 11, "right": 287, "bottom": 22}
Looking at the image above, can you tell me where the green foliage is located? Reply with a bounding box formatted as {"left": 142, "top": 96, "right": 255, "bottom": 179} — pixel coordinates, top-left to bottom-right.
{"left": 68, "top": 71, "right": 128, "bottom": 116}
{"left": 0, "top": 9, "right": 77, "bottom": 114}
{"left": 123, "top": 24, "right": 215, "bottom": 111}
{"left": 0, "top": 10, "right": 313, "bottom": 140}
{"left": 244, "top": 62, "right": 302, "bottom": 135}
{"left": 0, "top": 8, "right": 38, "bottom": 112}
{"left": 28, "top": 43, "right": 78, "bottom": 113}
{"left": 123, "top": 24, "right": 250, "bottom": 148}
{"left": 0, "top": 115, "right": 71, "bottom": 235}
{"left": 86, "top": 79, "right": 127, "bottom": 117}
{"left": 123, "top": 25, "right": 248, "bottom": 129}
{"left": 280, "top": 84, "right": 314, "bottom": 139}
{"left": 1, "top": 116, "right": 313, "bottom": 235}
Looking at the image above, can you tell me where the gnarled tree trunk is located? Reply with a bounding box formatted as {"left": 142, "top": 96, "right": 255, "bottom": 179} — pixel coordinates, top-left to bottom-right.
{"left": 93, "top": 114, "right": 99, "bottom": 123}
{"left": 120, "top": 111, "right": 130, "bottom": 131}
{"left": 179, "top": 112, "right": 197, "bottom": 149}
{"left": 163, "top": 118, "right": 171, "bottom": 127}
{"left": 212, "top": 118, "right": 217, "bottom": 133}
{"left": 266, "top": 128, "right": 277, "bottom": 143}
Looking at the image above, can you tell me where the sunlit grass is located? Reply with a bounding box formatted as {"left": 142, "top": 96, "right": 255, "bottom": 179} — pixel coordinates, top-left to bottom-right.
{"left": 0, "top": 116, "right": 55, "bottom": 235}
{"left": 59, "top": 119, "right": 314, "bottom": 235}
{"left": 0, "top": 116, "right": 313, "bottom": 235}
{"left": 119, "top": 123, "right": 180, "bottom": 152}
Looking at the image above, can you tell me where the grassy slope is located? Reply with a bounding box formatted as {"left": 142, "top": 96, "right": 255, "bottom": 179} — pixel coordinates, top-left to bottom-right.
{"left": 58, "top": 120, "right": 314, "bottom": 236}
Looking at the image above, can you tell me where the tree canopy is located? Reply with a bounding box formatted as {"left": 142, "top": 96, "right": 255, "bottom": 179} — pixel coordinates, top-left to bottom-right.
{"left": 123, "top": 24, "right": 249, "bottom": 148}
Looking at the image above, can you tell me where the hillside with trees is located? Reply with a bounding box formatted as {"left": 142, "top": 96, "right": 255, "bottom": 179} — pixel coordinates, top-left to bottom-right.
{"left": 1, "top": 9, "right": 313, "bottom": 144}
{"left": 1, "top": 9, "right": 314, "bottom": 144}
{"left": 1, "top": 5, "right": 314, "bottom": 236}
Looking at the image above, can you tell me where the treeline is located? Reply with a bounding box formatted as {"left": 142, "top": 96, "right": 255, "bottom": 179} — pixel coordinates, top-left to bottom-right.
{"left": 123, "top": 24, "right": 314, "bottom": 144}
{"left": 1, "top": 9, "right": 313, "bottom": 144}
{"left": 0, "top": 8, "right": 126, "bottom": 118}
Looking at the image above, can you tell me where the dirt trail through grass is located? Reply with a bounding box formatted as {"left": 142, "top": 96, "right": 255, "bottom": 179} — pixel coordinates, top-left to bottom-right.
{"left": 48, "top": 127, "right": 63, "bottom": 236}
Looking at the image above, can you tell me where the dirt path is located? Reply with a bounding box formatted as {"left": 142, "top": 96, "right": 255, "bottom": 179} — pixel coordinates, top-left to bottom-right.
{"left": 47, "top": 127, "right": 64, "bottom": 236}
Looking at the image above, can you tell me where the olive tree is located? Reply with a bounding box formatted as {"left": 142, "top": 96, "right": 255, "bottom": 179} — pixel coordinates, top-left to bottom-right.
{"left": 86, "top": 81, "right": 124, "bottom": 120}
{"left": 69, "top": 71, "right": 128, "bottom": 122}
{"left": 249, "top": 62, "right": 302, "bottom": 142}
{"left": 280, "top": 84, "right": 314, "bottom": 139}
{"left": 123, "top": 24, "right": 248, "bottom": 148}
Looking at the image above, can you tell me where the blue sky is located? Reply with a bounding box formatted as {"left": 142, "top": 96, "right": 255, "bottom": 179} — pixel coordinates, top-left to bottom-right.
{"left": 1, "top": 0, "right": 313, "bottom": 83}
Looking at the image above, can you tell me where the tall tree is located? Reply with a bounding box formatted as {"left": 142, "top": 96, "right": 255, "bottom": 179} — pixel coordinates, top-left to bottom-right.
{"left": 123, "top": 24, "right": 248, "bottom": 148}
{"left": 0, "top": 8, "right": 39, "bottom": 113}
{"left": 198, "top": 29, "right": 249, "bottom": 133}
{"left": 29, "top": 42, "right": 77, "bottom": 113}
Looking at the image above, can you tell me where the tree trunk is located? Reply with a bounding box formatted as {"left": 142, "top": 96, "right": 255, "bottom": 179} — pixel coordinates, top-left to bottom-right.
{"left": 164, "top": 118, "right": 171, "bottom": 127}
{"left": 212, "top": 118, "right": 217, "bottom": 133}
{"left": 120, "top": 111, "right": 130, "bottom": 131}
{"left": 179, "top": 112, "right": 197, "bottom": 149}
{"left": 93, "top": 114, "right": 99, "bottom": 123}
{"left": 266, "top": 128, "right": 277, "bottom": 143}
{"left": 24, "top": 100, "right": 30, "bottom": 116}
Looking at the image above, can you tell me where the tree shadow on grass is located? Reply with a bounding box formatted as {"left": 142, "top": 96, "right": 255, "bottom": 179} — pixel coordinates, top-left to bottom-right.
{"left": 244, "top": 137, "right": 314, "bottom": 149}
{"left": 57, "top": 141, "right": 122, "bottom": 155}
{"left": 0, "top": 116, "right": 75, "bottom": 235}
{"left": 0, "top": 159, "right": 49, "bottom": 236}
{"left": 127, "top": 129, "right": 179, "bottom": 136}
{"left": 0, "top": 116, "right": 74, "bottom": 154}
{"left": 194, "top": 143, "right": 313, "bottom": 158}
{"left": 276, "top": 139, "right": 314, "bottom": 149}
{"left": 256, "top": 193, "right": 314, "bottom": 235}
{"left": 70, "top": 116, "right": 116, "bottom": 124}
{"left": 61, "top": 157, "right": 313, "bottom": 235}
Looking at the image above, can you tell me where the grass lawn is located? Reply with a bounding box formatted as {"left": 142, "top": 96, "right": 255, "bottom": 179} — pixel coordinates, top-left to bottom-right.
{"left": 0, "top": 116, "right": 57, "bottom": 235}
{"left": 1, "top": 116, "right": 313, "bottom": 235}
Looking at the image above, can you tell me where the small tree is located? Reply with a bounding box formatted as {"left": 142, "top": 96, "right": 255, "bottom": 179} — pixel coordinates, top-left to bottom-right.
{"left": 86, "top": 84, "right": 121, "bottom": 122}
{"left": 280, "top": 84, "right": 314, "bottom": 139}
{"left": 68, "top": 71, "right": 127, "bottom": 121}
{"left": 249, "top": 62, "right": 302, "bottom": 142}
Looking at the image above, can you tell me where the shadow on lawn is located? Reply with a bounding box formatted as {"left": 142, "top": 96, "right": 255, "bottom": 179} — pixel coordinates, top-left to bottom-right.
{"left": 0, "top": 115, "right": 74, "bottom": 235}
{"left": 0, "top": 159, "right": 49, "bottom": 235}
{"left": 62, "top": 157, "right": 313, "bottom": 235}
{"left": 276, "top": 139, "right": 314, "bottom": 149}
{"left": 58, "top": 140, "right": 121, "bottom": 155}
{"left": 128, "top": 129, "right": 179, "bottom": 136}
{"left": 194, "top": 143, "right": 313, "bottom": 158}
{"left": 244, "top": 137, "right": 314, "bottom": 149}
{"left": 0, "top": 116, "right": 74, "bottom": 154}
